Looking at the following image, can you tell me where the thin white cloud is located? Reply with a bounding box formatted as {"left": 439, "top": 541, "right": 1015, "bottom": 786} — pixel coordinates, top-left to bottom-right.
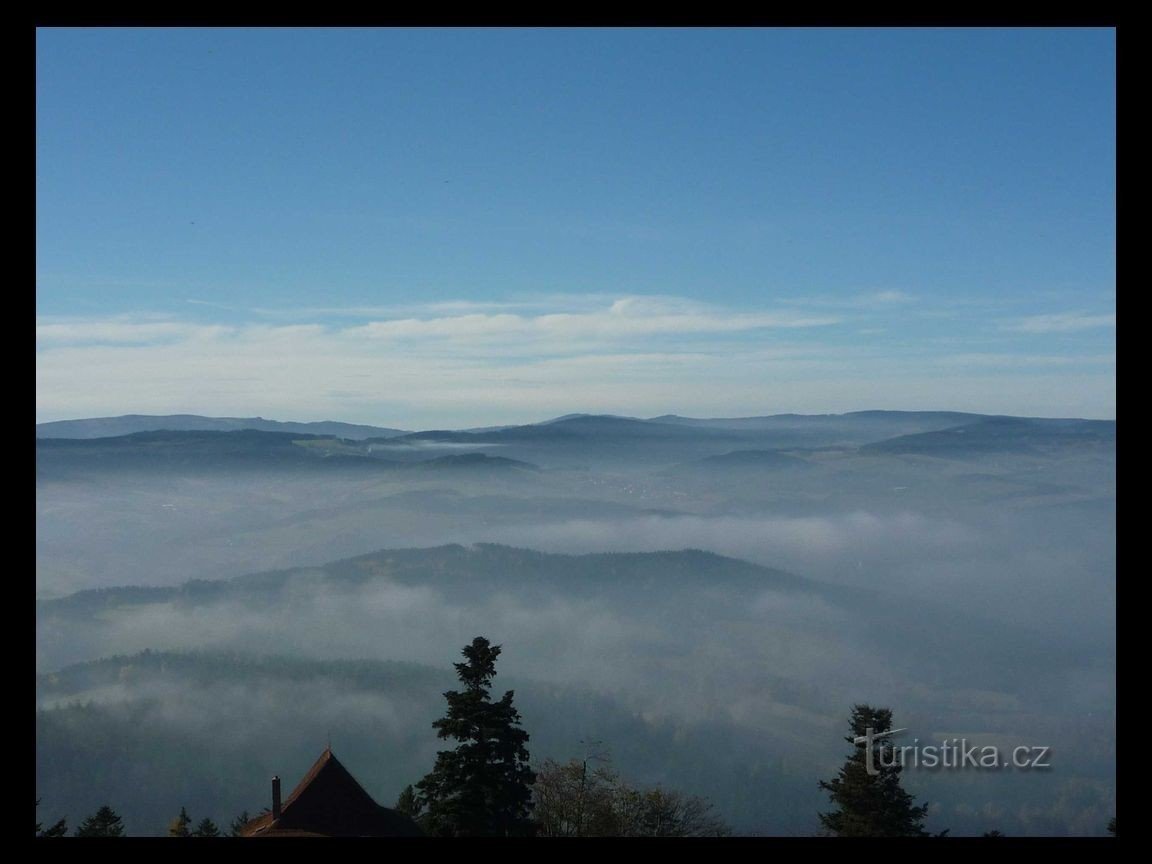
{"left": 778, "top": 290, "right": 916, "bottom": 309}
{"left": 345, "top": 296, "right": 840, "bottom": 343}
{"left": 1005, "top": 312, "right": 1116, "bottom": 333}
{"left": 937, "top": 353, "right": 1115, "bottom": 368}
{"left": 864, "top": 290, "right": 915, "bottom": 305}
{"left": 34, "top": 295, "right": 1116, "bottom": 426}
{"left": 245, "top": 293, "right": 621, "bottom": 321}
{"left": 35, "top": 317, "right": 214, "bottom": 345}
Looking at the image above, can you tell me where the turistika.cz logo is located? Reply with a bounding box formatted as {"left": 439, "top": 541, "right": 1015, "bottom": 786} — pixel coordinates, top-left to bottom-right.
{"left": 854, "top": 727, "right": 1052, "bottom": 776}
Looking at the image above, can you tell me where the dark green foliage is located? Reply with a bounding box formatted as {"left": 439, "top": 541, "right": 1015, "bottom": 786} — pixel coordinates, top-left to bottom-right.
{"left": 75, "top": 805, "right": 125, "bottom": 837}
{"left": 983, "top": 830, "right": 1004, "bottom": 837}
{"left": 168, "top": 806, "right": 192, "bottom": 837}
{"left": 1107, "top": 816, "right": 1116, "bottom": 836}
{"left": 36, "top": 799, "right": 68, "bottom": 837}
{"left": 229, "top": 811, "right": 251, "bottom": 837}
{"left": 818, "top": 704, "right": 930, "bottom": 837}
{"left": 415, "top": 637, "right": 536, "bottom": 836}
{"left": 39, "top": 818, "right": 69, "bottom": 837}
{"left": 395, "top": 785, "right": 421, "bottom": 820}
{"left": 193, "top": 818, "right": 220, "bottom": 837}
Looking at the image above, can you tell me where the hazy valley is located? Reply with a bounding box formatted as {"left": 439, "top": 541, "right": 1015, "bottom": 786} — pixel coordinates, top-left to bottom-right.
{"left": 34, "top": 410, "right": 1115, "bottom": 836}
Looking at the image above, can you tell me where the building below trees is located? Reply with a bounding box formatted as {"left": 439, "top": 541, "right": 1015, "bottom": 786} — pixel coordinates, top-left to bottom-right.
{"left": 237, "top": 748, "right": 423, "bottom": 837}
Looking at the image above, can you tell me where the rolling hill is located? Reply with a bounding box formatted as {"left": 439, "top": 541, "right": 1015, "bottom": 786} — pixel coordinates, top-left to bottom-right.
{"left": 36, "top": 414, "right": 408, "bottom": 440}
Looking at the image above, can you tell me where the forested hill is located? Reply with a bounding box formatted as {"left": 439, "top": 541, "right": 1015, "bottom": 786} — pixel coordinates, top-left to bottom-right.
{"left": 36, "top": 649, "right": 826, "bottom": 836}
{"left": 39, "top": 543, "right": 820, "bottom": 620}
{"left": 36, "top": 414, "right": 409, "bottom": 440}
{"left": 36, "top": 430, "right": 539, "bottom": 476}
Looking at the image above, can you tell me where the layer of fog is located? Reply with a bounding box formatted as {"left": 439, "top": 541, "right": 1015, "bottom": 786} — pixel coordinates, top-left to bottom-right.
{"left": 480, "top": 508, "right": 1115, "bottom": 638}
{"left": 36, "top": 442, "right": 1114, "bottom": 834}
{"left": 38, "top": 532, "right": 1114, "bottom": 833}
{"left": 36, "top": 642, "right": 1114, "bottom": 836}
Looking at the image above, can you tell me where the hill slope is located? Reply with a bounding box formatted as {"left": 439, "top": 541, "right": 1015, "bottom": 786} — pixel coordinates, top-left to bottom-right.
{"left": 36, "top": 414, "right": 408, "bottom": 440}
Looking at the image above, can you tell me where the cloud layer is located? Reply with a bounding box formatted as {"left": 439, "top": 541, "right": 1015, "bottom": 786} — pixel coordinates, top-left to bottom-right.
{"left": 36, "top": 295, "right": 1116, "bottom": 426}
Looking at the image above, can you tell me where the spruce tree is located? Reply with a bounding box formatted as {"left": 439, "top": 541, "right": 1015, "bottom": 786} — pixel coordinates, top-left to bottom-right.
{"left": 38, "top": 818, "right": 68, "bottom": 837}
{"left": 193, "top": 817, "right": 221, "bottom": 837}
{"left": 36, "top": 799, "right": 68, "bottom": 837}
{"left": 74, "top": 805, "right": 125, "bottom": 837}
{"left": 818, "top": 704, "right": 930, "bottom": 837}
{"left": 168, "top": 806, "right": 192, "bottom": 837}
{"left": 415, "top": 636, "right": 536, "bottom": 836}
{"left": 229, "top": 811, "right": 251, "bottom": 837}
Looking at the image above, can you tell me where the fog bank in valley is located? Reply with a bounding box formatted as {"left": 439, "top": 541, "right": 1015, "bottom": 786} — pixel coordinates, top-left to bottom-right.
{"left": 36, "top": 413, "right": 1115, "bottom": 835}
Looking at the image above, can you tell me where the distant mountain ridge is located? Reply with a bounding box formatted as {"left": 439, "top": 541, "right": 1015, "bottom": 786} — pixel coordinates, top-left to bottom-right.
{"left": 861, "top": 416, "right": 1116, "bottom": 457}
{"left": 37, "top": 410, "right": 1115, "bottom": 475}
{"left": 39, "top": 409, "right": 1114, "bottom": 444}
{"left": 36, "top": 414, "right": 408, "bottom": 440}
{"left": 646, "top": 410, "right": 985, "bottom": 430}
{"left": 36, "top": 429, "right": 539, "bottom": 477}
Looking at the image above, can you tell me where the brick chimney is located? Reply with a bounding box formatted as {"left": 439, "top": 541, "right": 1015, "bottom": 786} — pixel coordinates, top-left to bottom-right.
{"left": 272, "top": 775, "right": 282, "bottom": 821}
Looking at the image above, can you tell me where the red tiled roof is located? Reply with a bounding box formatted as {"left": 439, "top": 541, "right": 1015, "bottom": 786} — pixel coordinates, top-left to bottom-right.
{"left": 239, "top": 748, "right": 423, "bottom": 837}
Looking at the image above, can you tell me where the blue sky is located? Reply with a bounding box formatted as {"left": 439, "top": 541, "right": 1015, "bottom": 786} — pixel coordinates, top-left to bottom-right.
{"left": 36, "top": 27, "right": 1115, "bottom": 426}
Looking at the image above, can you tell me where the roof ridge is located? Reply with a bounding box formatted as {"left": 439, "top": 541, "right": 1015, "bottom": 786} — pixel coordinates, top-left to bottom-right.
{"left": 240, "top": 747, "right": 424, "bottom": 836}
{"left": 281, "top": 746, "right": 339, "bottom": 811}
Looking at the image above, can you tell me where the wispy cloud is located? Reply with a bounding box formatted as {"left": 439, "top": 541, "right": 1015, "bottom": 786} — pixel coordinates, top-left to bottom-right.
{"left": 35, "top": 294, "right": 1116, "bottom": 425}
{"left": 241, "top": 294, "right": 622, "bottom": 321}
{"left": 36, "top": 316, "right": 226, "bottom": 345}
{"left": 778, "top": 290, "right": 916, "bottom": 309}
{"left": 38, "top": 296, "right": 840, "bottom": 348}
{"left": 936, "top": 353, "right": 1116, "bottom": 368}
{"left": 345, "top": 296, "right": 840, "bottom": 343}
{"left": 864, "top": 290, "right": 915, "bottom": 305}
{"left": 1004, "top": 312, "right": 1116, "bottom": 333}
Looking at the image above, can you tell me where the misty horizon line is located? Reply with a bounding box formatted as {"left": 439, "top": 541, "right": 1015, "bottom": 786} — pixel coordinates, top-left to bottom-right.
{"left": 36, "top": 406, "right": 1117, "bottom": 431}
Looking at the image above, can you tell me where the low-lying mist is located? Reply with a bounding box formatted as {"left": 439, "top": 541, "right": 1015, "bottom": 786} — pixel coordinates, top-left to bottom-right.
{"left": 36, "top": 415, "right": 1115, "bottom": 835}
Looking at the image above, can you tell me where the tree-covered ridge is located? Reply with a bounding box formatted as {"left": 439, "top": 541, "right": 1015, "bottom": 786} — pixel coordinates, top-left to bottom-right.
{"left": 36, "top": 649, "right": 826, "bottom": 836}
{"left": 36, "top": 428, "right": 541, "bottom": 479}
{"left": 38, "top": 543, "right": 818, "bottom": 620}
{"left": 36, "top": 413, "right": 409, "bottom": 441}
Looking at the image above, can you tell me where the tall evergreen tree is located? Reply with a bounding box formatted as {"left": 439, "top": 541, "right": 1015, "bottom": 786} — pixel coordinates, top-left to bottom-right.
{"left": 168, "top": 806, "right": 192, "bottom": 837}
{"left": 415, "top": 637, "right": 536, "bottom": 836}
{"left": 818, "top": 704, "right": 930, "bottom": 837}
{"left": 74, "top": 805, "right": 125, "bottom": 837}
